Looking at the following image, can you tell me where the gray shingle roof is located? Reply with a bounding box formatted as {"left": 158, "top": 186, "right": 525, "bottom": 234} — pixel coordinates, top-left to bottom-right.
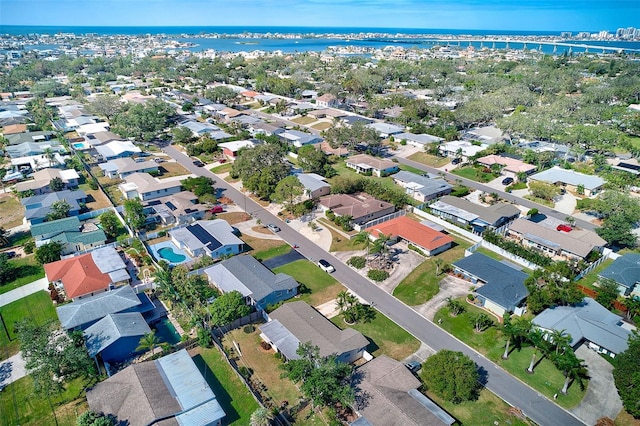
{"left": 599, "top": 253, "right": 640, "bottom": 289}
{"left": 431, "top": 195, "right": 520, "bottom": 226}
{"left": 205, "top": 255, "right": 298, "bottom": 304}
{"left": 454, "top": 253, "right": 529, "bottom": 311}
{"left": 265, "top": 301, "right": 368, "bottom": 358}
{"left": 295, "top": 173, "right": 330, "bottom": 192}
{"left": 84, "top": 312, "right": 151, "bottom": 357}
{"left": 22, "top": 190, "right": 86, "bottom": 221}
{"left": 57, "top": 285, "right": 142, "bottom": 330}
{"left": 392, "top": 171, "right": 452, "bottom": 197}
{"left": 533, "top": 298, "right": 631, "bottom": 354}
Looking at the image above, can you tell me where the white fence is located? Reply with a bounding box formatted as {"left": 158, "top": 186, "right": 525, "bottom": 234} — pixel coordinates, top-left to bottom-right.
{"left": 354, "top": 209, "right": 407, "bottom": 232}
{"left": 466, "top": 240, "right": 541, "bottom": 271}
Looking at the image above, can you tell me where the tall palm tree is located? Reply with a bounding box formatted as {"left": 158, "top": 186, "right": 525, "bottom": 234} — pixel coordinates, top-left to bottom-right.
{"left": 250, "top": 407, "right": 273, "bottom": 426}
{"left": 43, "top": 147, "right": 56, "bottom": 168}
{"left": 526, "top": 328, "right": 548, "bottom": 374}
{"left": 503, "top": 316, "right": 532, "bottom": 359}
{"left": 136, "top": 331, "right": 161, "bottom": 357}
{"left": 434, "top": 257, "right": 444, "bottom": 276}
{"left": 623, "top": 297, "right": 640, "bottom": 322}
{"left": 554, "top": 350, "right": 588, "bottom": 394}
{"left": 549, "top": 329, "right": 572, "bottom": 355}
{"left": 353, "top": 231, "right": 372, "bottom": 258}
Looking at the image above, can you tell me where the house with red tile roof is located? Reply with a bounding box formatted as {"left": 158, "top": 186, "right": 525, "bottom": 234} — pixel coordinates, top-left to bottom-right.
{"left": 44, "top": 246, "right": 130, "bottom": 300}
{"left": 476, "top": 154, "right": 537, "bottom": 178}
{"left": 366, "top": 216, "right": 454, "bottom": 256}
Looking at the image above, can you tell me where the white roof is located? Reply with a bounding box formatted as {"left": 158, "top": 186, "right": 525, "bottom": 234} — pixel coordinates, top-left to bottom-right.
{"left": 76, "top": 122, "right": 110, "bottom": 135}
{"left": 219, "top": 140, "right": 255, "bottom": 152}
{"left": 95, "top": 141, "right": 142, "bottom": 158}
{"left": 530, "top": 166, "right": 605, "bottom": 190}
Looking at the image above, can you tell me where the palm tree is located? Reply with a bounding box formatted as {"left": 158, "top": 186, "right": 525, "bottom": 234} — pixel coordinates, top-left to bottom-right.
{"left": 136, "top": 331, "right": 161, "bottom": 357}
{"left": 554, "top": 350, "right": 588, "bottom": 394}
{"left": 434, "top": 257, "right": 444, "bottom": 276}
{"left": 623, "top": 297, "right": 640, "bottom": 322}
{"left": 526, "top": 328, "right": 547, "bottom": 374}
{"left": 43, "top": 147, "right": 56, "bottom": 168}
{"left": 503, "top": 316, "right": 532, "bottom": 359}
{"left": 250, "top": 407, "right": 273, "bottom": 426}
{"left": 549, "top": 329, "right": 571, "bottom": 355}
{"left": 371, "top": 232, "right": 392, "bottom": 268}
{"left": 353, "top": 230, "right": 372, "bottom": 259}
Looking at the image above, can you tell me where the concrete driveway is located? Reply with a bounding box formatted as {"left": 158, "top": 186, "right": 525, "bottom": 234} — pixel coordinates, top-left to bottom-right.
{"left": 412, "top": 274, "right": 472, "bottom": 320}
{"left": 554, "top": 193, "right": 578, "bottom": 216}
{"left": 0, "top": 352, "right": 26, "bottom": 389}
{"left": 570, "top": 345, "right": 623, "bottom": 425}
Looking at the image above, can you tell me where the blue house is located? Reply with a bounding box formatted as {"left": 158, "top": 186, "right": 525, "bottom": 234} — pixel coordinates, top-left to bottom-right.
{"left": 453, "top": 253, "right": 529, "bottom": 318}
{"left": 598, "top": 253, "right": 640, "bottom": 298}
{"left": 84, "top": 312, "right": 151, "bottom": 363}
{"left": 57, "top": 285, "right": 155, "bottom": 331}
{"left": 205, "top": 255, "right": 299, "bottom": 309}
{"left": 21, "top": 189, "right": 87, "bottom": 224}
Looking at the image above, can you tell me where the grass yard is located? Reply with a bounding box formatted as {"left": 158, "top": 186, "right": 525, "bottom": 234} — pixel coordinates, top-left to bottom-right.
{"left": 82, "top": 187, "right": 113, "bottom": 210}
{"left": 524, "top": 195, "right": 554, "bottom": 208}
{"left": 393, "top": 237, "right": 471, "bottom": 306}
{"left": 274, "top": 259, "right": 345, "bottom": 306}
{"left": 331, "top": 311, "right": 420, "bottom": 360}
{"left": 399, "top": 163, "right": 427, "bottom": 175}
{"left": 0, "top": 290, "right": 58, "bottom": 360}
{"left": 425, "top": 387, "right": 534, "bottom": 426}
{"left": 158, "top": 161, "right": 191, "bottom": 178}
{"left": 251, "top": 242, "right": 291, "bottom": 261}
{"left": 577, "top": 258, "right": 615, "bottom": 291}
{"left": 0, "top": 193, "right": 25, "bottom": 229}
{"left": 0, "top": 375, "right": 93, "bottom": 426}
{"left": 407, "top": 152, "right": 450, "bottom": 168}
{"left": 615, "top": 409, "right": 640, "bottom": 426}
{"left": 210, "top": 163, "right": 233, "bottom": 174}
{"left": 217, "top": 211, "right": 251, "bottom": 225}
{"left": 434, "top": 300, "right": 587, "bottom": 409}
{"left": 451, "top": 166, "right": 498, "bottom": 183}
{"left": 311, "top": 121, "right": 332, "bottom": 131}
{"left": 191, "top": 347, "right": 259, "bottom": 426}
{"left": 318, "top": 219, "right": 365, "bottom": 252}
{"left": 291, "top": 116, "right": 317, "bottom": 125}
{"left": 0, "top": 255, "right": 45, "bottom": 295}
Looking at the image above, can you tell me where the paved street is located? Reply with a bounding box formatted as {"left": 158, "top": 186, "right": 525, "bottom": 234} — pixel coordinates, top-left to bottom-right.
{"left": 164, "top": 144, "right": 586, "bottom": 426}
{"left": 394, "top": 156, "right": 598, "bottom": 232}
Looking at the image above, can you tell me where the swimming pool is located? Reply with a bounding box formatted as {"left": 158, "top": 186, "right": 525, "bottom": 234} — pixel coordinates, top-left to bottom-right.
{"left": 72, "top": 142, "right": 89, "bottom": 150}
{"left": 158, "top": 247, "right": 186, "bottom": 263}
{"left": 153, "top": 317, "right": 181, "bottom": 345}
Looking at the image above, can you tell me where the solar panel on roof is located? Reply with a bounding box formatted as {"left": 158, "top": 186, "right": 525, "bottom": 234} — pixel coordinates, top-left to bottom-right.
{"left": 165, "top": 201, "right": 177, "bottom": 211}
{"left": 188, "top": 224, "right": 222, "bottom": 251}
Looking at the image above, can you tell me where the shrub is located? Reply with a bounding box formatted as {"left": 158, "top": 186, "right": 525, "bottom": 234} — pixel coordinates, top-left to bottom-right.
{"left": 158, "top": 230, "right": 167, "bottom": 237}
{"left": 368, "top": 269, "right": 390, "bottom": 282}
{"left": 326, "top": 210, "right": 336, "bottom": 221}
{"left": 24, "top": 239, "right": 35, "bottom": 254}
{"left": 238, "top": 366, "right": 252, "bottom": 378}
{"left": 408, "top": 244, "right": 426, "bottom": 256}
{"left": 347, "top": 256, "right": 366, "bottom": 269}
{"left": 243, "top": 325, "right": 255, "bottom": 334}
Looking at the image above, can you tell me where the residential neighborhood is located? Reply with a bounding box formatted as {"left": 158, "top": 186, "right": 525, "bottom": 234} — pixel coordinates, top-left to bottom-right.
{"left": 1, "top": 24, "right": 640, "bottom": 426}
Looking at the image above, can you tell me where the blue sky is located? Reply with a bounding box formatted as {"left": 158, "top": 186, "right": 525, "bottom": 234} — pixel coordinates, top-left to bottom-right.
{"left": 1, "top": 0, "right": 637, "bottom": 31}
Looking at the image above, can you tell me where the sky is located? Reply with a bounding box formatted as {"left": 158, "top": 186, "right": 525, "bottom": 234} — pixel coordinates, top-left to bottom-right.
{"left": 1, "top": 0, "right": 638, "bottom": 32}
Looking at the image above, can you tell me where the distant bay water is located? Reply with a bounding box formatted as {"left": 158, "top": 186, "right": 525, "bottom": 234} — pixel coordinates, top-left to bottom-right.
{"left": 2, "top": 25, "right": 639, "bottom": 55}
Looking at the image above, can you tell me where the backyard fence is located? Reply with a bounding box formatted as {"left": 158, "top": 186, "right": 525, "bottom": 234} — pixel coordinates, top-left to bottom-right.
{"left": 354, "top": 209, "right": 407, "bottom": 232}
{"left": 213, "top": 311, "right": 268, "bottom": 335}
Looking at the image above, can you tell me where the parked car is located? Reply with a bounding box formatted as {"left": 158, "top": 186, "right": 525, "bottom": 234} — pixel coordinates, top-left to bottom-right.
{"left": 317, "top": 259, "right": 335, "bottom": 273}
{"left": 501, "top": 177, "right": 514, "bottom": 185}
{"left": 4, "top": 251, "right": 16, "bottom": 259}
{"left": 405, "top": 360, "right": 422, "bottom": 373}
{"left": 209, "top": 205, "right": 224, "bottom": 214}
{"left": 154, "top": 158, "right": 165, "bottom": 163}
{"left": 192, "top": 159, "right": 205, "bottom": 167}
{"left": 556, "top": 224, "right": 573, "bottom": 232}
{"left": 266, "top": 224, "right": 281, "bottom": 232}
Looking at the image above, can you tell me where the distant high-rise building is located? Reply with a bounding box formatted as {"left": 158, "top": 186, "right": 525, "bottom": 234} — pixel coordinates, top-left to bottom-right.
{"left": 560, "top": 32, "right": 572, "bottom": 38}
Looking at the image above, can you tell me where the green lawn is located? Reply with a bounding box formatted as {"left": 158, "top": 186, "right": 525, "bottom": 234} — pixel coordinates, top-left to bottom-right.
{"left": 524, "top": 195, "right": 554, "bottom": 207}
{"left": 292, "top": 116, "right": 317, "bottom": 125}
{"left": 0, "top": 290, "right": 58, "bottom": 360}
{"left": 576, "top": 258, "right": 615, "bottom": 291}
{"left": 331, "top": 311, "right": 420, "bottom": 360}
{"left": 393, "top": 237, "right": 471, "bottom": 306}
{"left": 210, "top": 163, "right": 233, "bottom": 174}
{"left": 0, "top": 255, "right": 45, "bottom": 295}
{"left": 252, "top": 243, "right": 291, "bottom": 261}
{"left": 192, "top": 347, "right": 259, "bottom": 426}
{"left": 399, "top": 163, "right": 427, "bottom": 175}
{"left": 434, "top": 301, "right": 587, "bottom": 409}
{"left": 0, "top": 375, "right": 93, "bottom": 426}
{"left": 274, "top": 259, "right": 345, "bottom": 306}
{"left": 451, "top": 166, "right": 498, "bottom": 183}
{"left": 407, "top": 152, "right": 450, "bottom": 168}
{"left": 311, "top": 121, "right": 332, "bottom": 131}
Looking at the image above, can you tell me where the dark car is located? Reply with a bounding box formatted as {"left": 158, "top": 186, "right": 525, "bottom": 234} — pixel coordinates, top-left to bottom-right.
{"left": 4, "top": 251, "right": 16, "bottom": 259}
{"left": 405, "top": 360, "right": 422, "bottom": 373}
{"left": 502, "top": 177, "right": 514, "bottom": 186}
{"left": 192, "top": 159, "right": 205, "bottom": 167}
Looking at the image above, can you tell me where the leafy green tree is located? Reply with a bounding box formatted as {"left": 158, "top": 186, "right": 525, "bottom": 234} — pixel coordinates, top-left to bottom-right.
{"left": 446, "top": 297, "right": 465, "bottom": 316}
{"left": 596, "top": 278, "right": 621, "bottom": 310}
{"left": 172, "top": 126, "right": 194, "bottom": 144}
{"left": 182, "top": 176, "right": 216, "bottom": 198}
{"left": 35, "top": 241, "right": 63, "bottom": 264}
{"left": 136, "top": 330, "right": 162, "bottom": 357}
{"left": 99, "top": 211, "right": 121, "bottom": 238}
{"left": 111, "top": 99, "right": 175, "bottom": 142}
{"left": 46, "top": 199, "right": 71, "bottom": 221}
{"left": 206, "top": 86, "right": 238, "bottom": 104}
{"left": 209, "top": 290, "right": 251, "bottom": 326}
{"left": 280, "top": 342, "right": 355, "bottom": 409}
{"left": 421, "top": 350, "right": 479, "bottom": 403}
{"left": 271, "top": 175, "right": 304, "bottom": 210}
{"left": 297, "top": 145, "right": 333, "bottom": 176}
{"left": 77, "top": 411, "right": 115, "bottom": 426}
{"left": 324, "top": 120, "right": 380, "bottom": 151}
{"left": 49, "top": 176, "right": 64, "bottom": 192}
{"left": 528, "top": 181, "right": 560, "bottom": 201}
{"left": 469, "top": 312, "right": 493, "bottom": 332}
{"left": 16, "top": 320, "right": 96, "bottom": 396}
{"left": 87, "top": 94, "right": 123, "bottom": 120}
{"left": 0, "top": 253, "right": 16, "bottom": 285}
{"left": 232, "top": 144, "right": 290, "bottom": 199}
{"left": 123, "top": 198, "right": 146, "bottom": 231}
{"left": 613, "top": 332, "right": 640, "bottom": 418}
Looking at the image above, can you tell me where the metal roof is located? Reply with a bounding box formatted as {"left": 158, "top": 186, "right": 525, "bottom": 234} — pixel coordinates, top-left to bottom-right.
{"left": 530, "top": 166, "right": 604, "bottom": 190}
{"left": 259, "top": 319, "right": 301, "bottom": 360}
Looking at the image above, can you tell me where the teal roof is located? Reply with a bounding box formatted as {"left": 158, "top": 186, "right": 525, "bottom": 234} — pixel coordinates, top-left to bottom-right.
{"left": 52, "top": 229, "right": 107, "bottom": 246}
{"left": 30, "top": 216, "right": 80, "bottom": 237}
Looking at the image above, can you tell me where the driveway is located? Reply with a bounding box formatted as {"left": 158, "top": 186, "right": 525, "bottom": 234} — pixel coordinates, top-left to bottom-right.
{"left": 570, "top": 345, "right": 623, "bottom": 425}
{"left": 0, "top": 277, "right": 49, "bottom": 308}
{"left": 262, "top": 250, "right": 305, "bottom": 269}
{"left": 554, "top": 193, "right": 578, "bottom": 216}
{"left": 412, "top": 274, "right": 471, "bottom": 320}
{"left": 0, "top": 352, "right": 26, "bottom": 389}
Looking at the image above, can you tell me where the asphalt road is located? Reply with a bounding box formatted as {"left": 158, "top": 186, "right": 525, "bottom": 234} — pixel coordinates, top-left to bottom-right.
{"left": 164, "top": 145, "right": 586, "bottom": 426}
{"left": 395, "top": 156, "right": 598, "bottom": 232}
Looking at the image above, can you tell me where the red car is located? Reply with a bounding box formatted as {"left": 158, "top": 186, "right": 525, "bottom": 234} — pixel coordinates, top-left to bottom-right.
{"left": 209, "top": 205, "right": 224, "bottom": 214}
{"left": 556, "top": 224, "right": 573, "bottom": 232}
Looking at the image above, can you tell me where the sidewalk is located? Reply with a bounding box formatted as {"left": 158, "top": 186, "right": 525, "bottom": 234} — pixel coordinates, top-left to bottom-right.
{"left": 0, "top": 277, "right": 49, "bottom": 308}
{"left": 0, "top": 352, "right": 26, "bottom": 389}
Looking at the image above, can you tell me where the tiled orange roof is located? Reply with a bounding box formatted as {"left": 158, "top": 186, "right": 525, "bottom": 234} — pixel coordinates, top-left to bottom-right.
{"left": 366, "top": 216, "right": 453, "bottom": 251}
{"left": 44, "top": 253, "right": 112, "bottom": 299}
{"left": 241, "top": 90, "right": 259, "bottom": 98}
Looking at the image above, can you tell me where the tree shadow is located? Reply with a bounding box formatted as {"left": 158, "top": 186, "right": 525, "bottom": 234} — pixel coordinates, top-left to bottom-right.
{"left": 191, "top": 353, "right": 241, "bottom": 425}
